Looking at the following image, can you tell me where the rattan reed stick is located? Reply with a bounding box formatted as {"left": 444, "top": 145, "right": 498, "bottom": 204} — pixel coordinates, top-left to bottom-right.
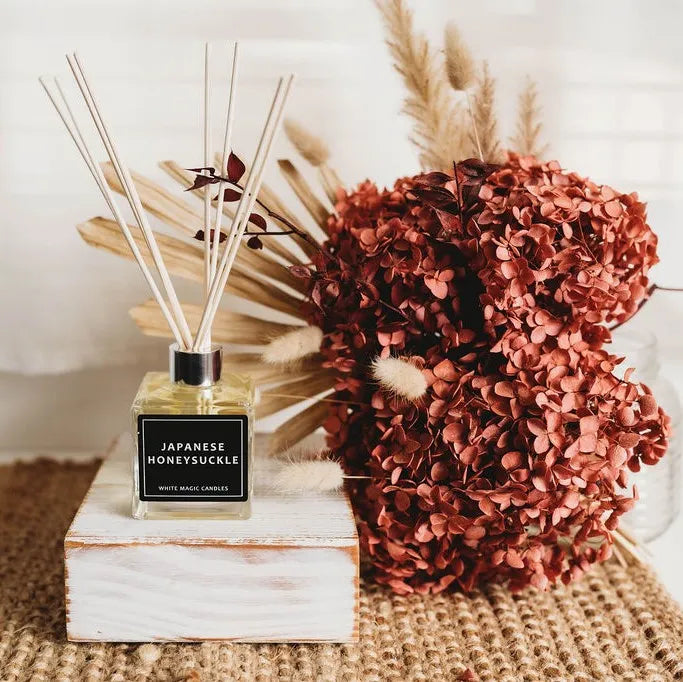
{"left": 210, "top": 43, "right": 239, "bottom": 287}
{"left": 39, "top": 77, "right": 185, "bottom": 347}
{"left": 202, "top": 43, "right": 212, "bottom": 307}
{"left": 193, "top": 75, "right": 294, "bottom": 350}
{"left": 66, "top": 53, "right": 193, "bottom": 348}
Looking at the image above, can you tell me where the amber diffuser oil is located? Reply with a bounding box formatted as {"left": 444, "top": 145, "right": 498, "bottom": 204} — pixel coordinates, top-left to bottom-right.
{"left": 131, "top": 344, "right": 254, "bottom": 520}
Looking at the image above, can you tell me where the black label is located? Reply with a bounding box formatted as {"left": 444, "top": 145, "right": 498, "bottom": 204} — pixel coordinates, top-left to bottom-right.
{"left": 137, "top": 414, "right": 248, "bottom": 502}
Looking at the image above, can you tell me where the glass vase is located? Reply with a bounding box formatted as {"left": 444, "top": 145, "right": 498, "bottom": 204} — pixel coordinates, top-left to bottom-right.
{"left": 610, "top": 329, "right": 681, "bottom": 541}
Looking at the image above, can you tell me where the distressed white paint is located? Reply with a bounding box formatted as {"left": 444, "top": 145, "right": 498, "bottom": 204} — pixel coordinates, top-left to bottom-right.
{"left": 65, "top": 436, "right": 359, "bottom": 642}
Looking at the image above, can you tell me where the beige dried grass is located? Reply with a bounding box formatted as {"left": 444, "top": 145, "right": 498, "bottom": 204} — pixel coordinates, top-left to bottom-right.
{"left": 257, "top": 372, "right": 335, "bottom": 418}
{"left": 443, "top": 24, "right": 482, "bottom": 160}
{"left": 371, "top": 356, "right": 427, "bottom": 400}
{"left": 262, "top": 325, "right": 324, "bottom": 365}
{"left": 78, "top": 217, "right": 305, "bottom": 318}
{"left": 510, "top": 77, "right": 548, "bottom": 157}
{"left": 272, "top": 459, "right": 345, "bottom": 493}
{"left": 443, "top": 24, "right": 475, "bottom": 92}
{"left": 283, "top": 118, "right": 343, "bottom": 203}
{"left": 130, "top": 300, "right": 297, "bottom": 344}
{"left": 376, "top": 0, "right": 466, "bottom": 170}
{"left": 284, "top": 118, "right": 330, "bottom": 166}
{"left": 471, "top": 62, "right": 503, "bottom": 163}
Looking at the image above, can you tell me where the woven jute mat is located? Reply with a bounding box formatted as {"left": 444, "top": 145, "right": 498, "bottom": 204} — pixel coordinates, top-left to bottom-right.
{"left": 1, "top": 460, "right": 683, "bottom": 682}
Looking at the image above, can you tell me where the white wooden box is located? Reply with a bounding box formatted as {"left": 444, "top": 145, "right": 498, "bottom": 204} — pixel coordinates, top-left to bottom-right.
{"left": 65, "top": 436, "right": 359, "bottom": 643}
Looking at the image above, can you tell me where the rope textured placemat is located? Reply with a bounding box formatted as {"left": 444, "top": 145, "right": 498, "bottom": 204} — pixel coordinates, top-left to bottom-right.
{"left": 1, "top": 459, "right": 682, "bottom": 682}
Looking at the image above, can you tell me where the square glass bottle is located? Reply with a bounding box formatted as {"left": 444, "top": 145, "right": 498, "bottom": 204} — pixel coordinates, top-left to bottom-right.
{"left": 131, "top": 344, "right": 254, "bottom": 520}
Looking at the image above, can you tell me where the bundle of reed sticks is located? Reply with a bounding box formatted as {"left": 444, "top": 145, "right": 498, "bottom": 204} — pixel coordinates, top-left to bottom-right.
{"left": 41, "top": 46, "right": 294, "bottom": 353}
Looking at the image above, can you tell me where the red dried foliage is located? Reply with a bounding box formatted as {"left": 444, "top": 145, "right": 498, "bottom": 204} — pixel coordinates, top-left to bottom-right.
{"left": 302, "top": 154, "right": 669, "bottom": 595}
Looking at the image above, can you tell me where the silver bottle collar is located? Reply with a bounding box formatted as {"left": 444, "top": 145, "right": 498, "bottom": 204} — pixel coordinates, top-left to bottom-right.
{"left": 169, "top": 343, "right": 222, "bottom": 386}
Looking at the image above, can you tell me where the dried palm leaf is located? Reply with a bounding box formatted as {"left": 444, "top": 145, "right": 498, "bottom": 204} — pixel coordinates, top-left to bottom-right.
{"left": 80, "top": 214, "right": 303, "bottom": 294}
{"left": 510, "top": 78, "right": 548, "bottom": 158}
{"left": 318, "top": 165, "right": 343, "bottom": 203}
{"left": 101, "top": 163, "right": 305, "bottom": 292}
{"left": 162, "top": 157, "right": 321, "bottom": 264}
{"left": 101, "top": 162, "right": 198, "bottom": 235}
{"left": 232, "top": 243, "right": 305, "bottom": 293}
{"left": 277, "top": 159, "right": 330, "bottom": 231}
{"left": 160, "top": 159, "right": 307, "bottom": 267}
{"left": 257, "top": 372, "right": 335, "bottom": 418}
{"left": 222, "top": 352, "right": 325, "bottom": 384}
{"left": 376, "top": 0, "right": 466, "bottom": 170}
{"left": 158, "top": 159, "right": 205, "bottom": 195}
{"left": 267, "top": 400, "right": 329, "bottom": 455}
{"left": 78, "top": 217, "right": 305, "bottom": 318}
{"left": 162, "top": 159, "right": 306, "bottom": 267}
{"left": 130, "top": 300, "right": 298, "bottom": 344}
{"left": 229, "top": 354, "right": 315, "bottom": 383}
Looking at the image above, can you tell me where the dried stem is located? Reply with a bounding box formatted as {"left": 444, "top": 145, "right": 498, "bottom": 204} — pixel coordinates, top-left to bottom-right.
{"left": 202, "top": 170, "right": 323, "bottom": 255}
{"left": 464, "top": 90, "right": 483, "bottom": 161}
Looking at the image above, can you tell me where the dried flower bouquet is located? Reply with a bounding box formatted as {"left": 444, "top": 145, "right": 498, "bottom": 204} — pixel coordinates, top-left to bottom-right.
{"left": 77, "top": 0, "right": 669, "bottom": 594}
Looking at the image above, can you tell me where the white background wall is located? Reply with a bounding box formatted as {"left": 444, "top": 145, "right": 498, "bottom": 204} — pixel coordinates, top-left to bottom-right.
{"left": 2, "top": 0, "right": 683, "bottom": 451}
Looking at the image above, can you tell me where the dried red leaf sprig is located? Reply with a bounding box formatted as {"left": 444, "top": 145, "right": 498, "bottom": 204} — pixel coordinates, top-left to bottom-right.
{"left": 302, "top": 155, "right": 669, "bottom": 595}
{"left": 188, "top": 152, "right": 319, "bottom": 252}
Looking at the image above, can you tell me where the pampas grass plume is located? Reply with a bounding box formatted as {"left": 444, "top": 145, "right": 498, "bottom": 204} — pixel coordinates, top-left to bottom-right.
{"left": 284, "top": 118, "right": 330, "bottom": 167}
{"left": 444, "top": 24, "right": 475, "bottom": 91}
{"left": 371, "top": 356, "right": 427, "bottom": 401}
{"left": 262, "top": 325, "right": 323, "bottom": 365}
{"left": 273, "top": 459, "right": 345, "bottom": 493}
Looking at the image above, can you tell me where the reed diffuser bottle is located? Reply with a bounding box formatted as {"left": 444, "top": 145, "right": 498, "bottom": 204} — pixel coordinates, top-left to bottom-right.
{"left": 42, "top": 45, "right": 294, "bottom": 520}
{"left": 131, "top": 344, "right": 254, "bottom": 520}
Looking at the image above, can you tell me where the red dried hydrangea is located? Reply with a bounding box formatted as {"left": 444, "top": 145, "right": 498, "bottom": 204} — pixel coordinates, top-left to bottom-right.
{"left": 303, "top": 155, "right": 669, "bottom": 594}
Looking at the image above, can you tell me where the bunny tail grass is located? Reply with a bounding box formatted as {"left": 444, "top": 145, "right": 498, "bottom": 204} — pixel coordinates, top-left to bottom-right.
{"left": 262, "top": 325, "right": 324, "bottom": 364}
{"left": 272, "top": 459, "right": 344, "bottom": 493}
{"left": 443, "top": 23, "right": 475, "bottom": 91}
{"left": 371, "top": 356, "right": 427, "bottom": 400}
